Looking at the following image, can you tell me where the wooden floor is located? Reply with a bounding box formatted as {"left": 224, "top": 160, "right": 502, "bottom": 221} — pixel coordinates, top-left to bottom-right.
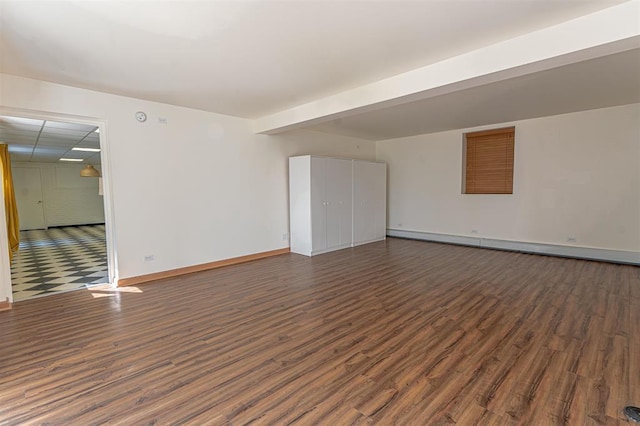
{"left": 1, "top": 238, "right": 638, "bottom": 425}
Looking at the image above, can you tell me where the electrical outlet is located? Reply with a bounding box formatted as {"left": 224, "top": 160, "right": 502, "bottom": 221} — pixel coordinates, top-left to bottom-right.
{"left": 567, "top": 237, "right": 577, "bottom": 243}
{"left": 144, "top": 255, "right": 155, "bottom": 262}
{"left": 158, "top": 117, "right": 168, "bottom": 124}
{"left": 282, "top": 233, "right": 289, "bottom": 241}
{"left": 471, "top": 229, "right": 479, "bottom": 234}
{"left": 398, "top": 223, "right": 403, "bottom": 228}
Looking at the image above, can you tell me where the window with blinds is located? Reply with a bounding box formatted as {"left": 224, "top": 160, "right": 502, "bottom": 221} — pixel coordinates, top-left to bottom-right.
{"left": 463, "top": 127, "right": 514, "bottom": 194}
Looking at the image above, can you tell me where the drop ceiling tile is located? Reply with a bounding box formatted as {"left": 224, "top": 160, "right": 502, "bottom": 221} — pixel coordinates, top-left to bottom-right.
{"left": 0, "top": 129, "right": 38, "bottom": 137}
{"left": 77, "top": 139, "right": 100, "bottom": 148}
{"left": 44, "top": 132, "right": 80, "bottom": 138}
{"left": 38, "top": 133, "right": 79, "bottom": 140}
{"left": 0, "top": 123, "right": 43, "bottom": 133}
{"left": 32, "top": 146, "right": 70, "bottom": 155}
{"left": 38, "top": 136, "right": 82, "bottom": 144}
{"left": 44, "top": 121, "right": 96, "bottom": 132}
{"left": 0, "top": 116, "right": 44, "bottom": 127}
{"left": 1, "top": 116, "right": 102, "bottom": 164}
{"left": 0, "top": 135, "right": 38, "bottom": 144}
{"left": 0, "top": 129, "right": 40, "bottom": 138}
{"left": 7, "top": 143, "right": 35, "bottom": 151}
{"left": 37, "top": 137, "right": 81, "bottom": 147}
{"left": 41, "top": 128, "right": 90, "bottom": 137}
{"left": 55, "top": 152, "right": 85, "bottom": 159}
{"left": 30, "top": 155, "right": 68, "bottom": 163}
{"left": 0, "top": 125, "right": 39, "bottom": 132}
{"left": 60, "top": 149, "right": 90, "bottom": 157}
{"left": 32, "top": 153, "right": 81, "bottom": 162}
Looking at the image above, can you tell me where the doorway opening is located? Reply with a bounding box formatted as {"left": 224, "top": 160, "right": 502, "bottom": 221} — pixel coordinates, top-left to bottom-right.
{"left": 0, "top": 112, "right": 116, "bottom": 302}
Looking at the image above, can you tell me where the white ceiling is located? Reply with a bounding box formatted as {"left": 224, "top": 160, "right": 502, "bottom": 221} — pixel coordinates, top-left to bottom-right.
{"left": 309, "top": 48, "right": 640, "bottom": 140}
{"left": 0, "top": 116, "right": 101, "bottom": 164}
{"left": 0, "top": 0, "right": 638, "bottom": 142}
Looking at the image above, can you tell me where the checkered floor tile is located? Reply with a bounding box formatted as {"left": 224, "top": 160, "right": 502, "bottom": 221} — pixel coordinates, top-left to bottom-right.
{"left": 11, "top": 225, "right": 108, "bottom": 301}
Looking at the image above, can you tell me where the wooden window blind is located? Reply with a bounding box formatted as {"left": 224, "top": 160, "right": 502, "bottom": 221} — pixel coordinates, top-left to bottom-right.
{"left": 464, "top": 127, "right": 514, "bottom": 194}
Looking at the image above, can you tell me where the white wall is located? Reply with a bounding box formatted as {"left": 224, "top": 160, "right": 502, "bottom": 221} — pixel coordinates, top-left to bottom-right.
{"left": 0, "top": 74, "right": 375, "bottom": 291}
{"left": 0, "top": 159, "right": 12, "bottom": 302}
{"left": 12, "top": 162, "right": 105, "bottom": 228}
{"left": 377, "top": 103, "right": 640, "bottom": 253}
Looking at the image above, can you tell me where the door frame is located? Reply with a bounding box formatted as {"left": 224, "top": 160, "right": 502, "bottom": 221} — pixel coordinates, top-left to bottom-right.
{"left": 0, "top": 107, "right": 119, "bottom": 302}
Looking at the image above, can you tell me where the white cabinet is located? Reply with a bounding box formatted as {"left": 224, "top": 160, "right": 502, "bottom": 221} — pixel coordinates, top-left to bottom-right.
{"left": 289, "top": 155, "right": 386, "bottom": 256}
{"left": 323, "top": 158, "right": 353, "bottom": 250}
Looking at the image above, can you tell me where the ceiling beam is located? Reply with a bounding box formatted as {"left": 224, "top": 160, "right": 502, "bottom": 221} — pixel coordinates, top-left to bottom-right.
{"left": 253, "top": 1, "right": 640, "bottom": 135}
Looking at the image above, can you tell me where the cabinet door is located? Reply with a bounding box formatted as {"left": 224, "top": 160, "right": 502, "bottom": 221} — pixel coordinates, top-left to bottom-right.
{"left": 310, "top": 157, "right": 327, "bottom": 252}
{"left": 353, "top": 161, "right": 386, "bottom": 244}
{"left": 289, "top": 156, "right": 313, "bottom": 256}
{"left": 325, "top": 158, "right": 353, "bottom": 248}
{"left": 370, "top": 162, "right": 387, "bottom": 239}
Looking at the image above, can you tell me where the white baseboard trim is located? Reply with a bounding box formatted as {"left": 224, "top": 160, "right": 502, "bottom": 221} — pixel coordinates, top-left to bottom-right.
{"left": 387, "top": 229, "right": 640, "bottom": 265}
{"left": 311, "top": 242, "right": 352, "bottom": 256}
{"left": 353, "top": 236, "right": 386, "bottom": 247}
{"left": 302, "top": 238, "right": 387, "bottom": 256}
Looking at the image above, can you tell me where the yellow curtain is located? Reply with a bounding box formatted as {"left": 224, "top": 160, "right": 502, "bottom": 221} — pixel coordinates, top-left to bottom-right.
{"left": 0, "top": 144, "right": 20, "bottom": 261}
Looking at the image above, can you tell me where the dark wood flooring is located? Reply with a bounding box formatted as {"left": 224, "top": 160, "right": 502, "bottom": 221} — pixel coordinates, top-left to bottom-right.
{"left": 1, "top": 238, "right": 638, "bottom": 425}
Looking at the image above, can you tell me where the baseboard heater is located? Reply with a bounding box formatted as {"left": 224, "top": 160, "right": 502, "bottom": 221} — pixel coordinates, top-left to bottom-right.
{"left": 387, "top": 229, "right": 640, "bottom": 266}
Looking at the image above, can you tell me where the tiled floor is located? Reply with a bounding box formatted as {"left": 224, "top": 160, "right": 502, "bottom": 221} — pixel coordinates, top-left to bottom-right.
{"left": 11, "top": 224, "right": 109, "bottom": 301}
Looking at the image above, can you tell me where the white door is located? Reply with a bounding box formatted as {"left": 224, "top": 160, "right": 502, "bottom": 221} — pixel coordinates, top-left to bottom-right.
{"left": 310, "top": 157, "right": 327, "bottom": 252}
{"left": 325, "top": 158, "right": 353, "bottom": 248}
{"left": 13, "top": 167, "right": 46, "bottom": 230}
